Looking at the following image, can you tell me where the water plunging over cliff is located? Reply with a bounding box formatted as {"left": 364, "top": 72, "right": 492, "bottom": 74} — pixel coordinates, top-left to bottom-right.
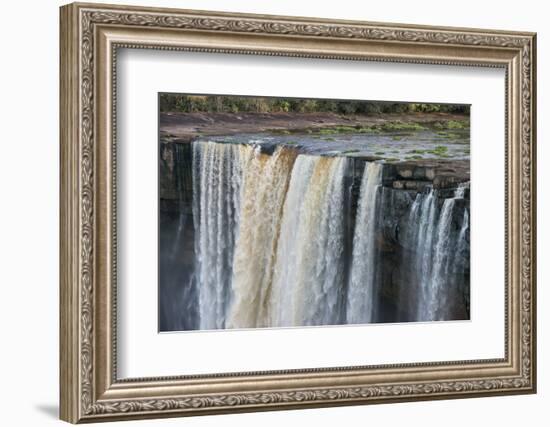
{"left": 346, "top": 162, "right": 383, "bottom": 324}
{"left": 192, "top": 141, "right": 244, "bottom": 330}
{"left": 403, "top": 184, "right": 470, "bottom": 321}
{"left": 269, "top": 155, "right": 349, "bottom": 327}
{"left": 189, "top": 140, "right": 470, "bottom": 329}
{"left": 226, "top": 146, "right": 297, "bottom": 328}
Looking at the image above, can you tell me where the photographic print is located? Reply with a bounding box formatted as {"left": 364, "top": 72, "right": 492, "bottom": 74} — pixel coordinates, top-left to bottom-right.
{"left": 159, "top": 94, "right": 471, "bottom": 332}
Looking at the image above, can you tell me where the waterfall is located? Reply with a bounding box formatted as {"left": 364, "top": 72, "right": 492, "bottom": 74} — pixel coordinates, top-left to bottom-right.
{"left": 405, "top": 184, "right": 470, "bottom": 321}
{"left": 192, "top": 141, "right": 245, "bottom": 330}
{"left": 190, "top": 139, "right": 470, "bottom": 330}
{"left": 268, "top": 156, "right": 316, "bottom": 327}
{"left": 415, "top": 191, "right": 438, "bottom": 320}
{"left": 269, "top": 155, "right": 349, "bottom": 327}
{"left": 454, "top": 209, "right": 470, "bottom": 289}
{"left": 225, "top": 146, "right": 298, "bottom": 329}
{"left": 427, "top": 197, "right": 455, "bottom": 320}
{"left": 346, "top": 162, "right": 383, "bottom": 324}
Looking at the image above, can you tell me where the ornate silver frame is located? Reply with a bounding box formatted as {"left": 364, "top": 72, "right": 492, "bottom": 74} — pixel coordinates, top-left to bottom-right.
{"left": 60, "top": 2, "right": 537, "bottom": 423}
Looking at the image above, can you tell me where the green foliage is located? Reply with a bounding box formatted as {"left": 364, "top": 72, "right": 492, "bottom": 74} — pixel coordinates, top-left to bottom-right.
{"left": 433, "top": 145, "right": 449, "bottom": 154}
{"left": 424, "top": 145, "right": 450, "bottom": 157}
{"left": 408, "top": 103, "right": 441, "bottom": 113}
{"left": 381, "top": 121, "right": 427, "bottom": 131}
{"left": 159, "top": 94, "right": 471, "bottom": 116}
{"left": 275, "top": 100, "right": 291, "bottom": 112}
{"left": 446, "top": 120, "right": 469, "bottom": 129}
{"left": 334, "top": 125, "right": 357, "bottom": 132}
{"left": 433, "top": 120, "right": 470, "bottom": 130}
{"left": 318, "top": 128, "right": 339, "bottom": 135}
{"left": 357, "top": 126, "right": 381, "bottom": 134}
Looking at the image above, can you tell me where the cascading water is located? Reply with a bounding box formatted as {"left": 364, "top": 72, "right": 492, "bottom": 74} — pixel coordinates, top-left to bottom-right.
{"left": 226, "top": 146, "right": 298, "bottom": 329}
{"left": 268, "top": 156, "right": 317, "bottom": 327}
{"left": 269, "top": 155, "right": 349, "bottom": 327}
{"left": 428, "top": 197, "right": 456, "bottom": 319}
{"left": 190, "top": 139, "right": 470, "bottom": 330}
{"left": 346, "top": 162, "right": 383, "bottom": 324}
{"left": 413, "top": 191, "right": 438, "bottom": 320}
{"left": 192, "top": 141, "right": 245, "bottom": 330}
{"left": 404, "top": 184, "right": 470, "bottom": 321}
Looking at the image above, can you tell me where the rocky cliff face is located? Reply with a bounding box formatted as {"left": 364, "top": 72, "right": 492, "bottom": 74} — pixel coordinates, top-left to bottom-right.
{"left": 347, "top": 157, "right": 470, "bottom": 322}
{"left": 159, "top": 141, "right": 197, "bottom": 331}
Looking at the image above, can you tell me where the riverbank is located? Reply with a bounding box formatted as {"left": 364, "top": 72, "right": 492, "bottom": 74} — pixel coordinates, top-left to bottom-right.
{"left": 159, "top": 111, "right": 471, "bottom": 202}
{"left": 160, "top": 111, "right": 469, "bottom": 142}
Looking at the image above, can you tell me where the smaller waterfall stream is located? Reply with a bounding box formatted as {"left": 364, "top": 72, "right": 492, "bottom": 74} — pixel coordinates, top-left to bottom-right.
{"left": 404, "top": 184, "right": 470, "bottom": 321}
{"left": 192, "top": 141, "right": 244, "bottom": 330}
{"left": 346, "top": 162, "right": 383, "bottom": 324}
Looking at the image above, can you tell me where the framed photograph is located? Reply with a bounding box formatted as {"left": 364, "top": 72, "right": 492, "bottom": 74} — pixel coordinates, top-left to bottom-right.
{"left": 60, "top": 2, "right": 537, "bottom": 423}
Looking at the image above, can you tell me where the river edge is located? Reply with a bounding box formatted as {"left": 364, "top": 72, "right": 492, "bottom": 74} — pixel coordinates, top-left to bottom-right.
{"left": 160, "top": 111, "right": 469, "bottom": 142}
{"left": 159, "top": 111, "right": 471, "bottom": 201}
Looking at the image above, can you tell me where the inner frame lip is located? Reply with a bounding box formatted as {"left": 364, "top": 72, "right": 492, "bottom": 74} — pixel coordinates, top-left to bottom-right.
{"left": 108, "top": 42, "right": 512, "bottom": 385}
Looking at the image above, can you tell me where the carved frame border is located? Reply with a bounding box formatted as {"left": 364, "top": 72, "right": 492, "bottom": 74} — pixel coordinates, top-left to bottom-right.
{"left": 60, "top": 2, "right": 536, "bottom": 423}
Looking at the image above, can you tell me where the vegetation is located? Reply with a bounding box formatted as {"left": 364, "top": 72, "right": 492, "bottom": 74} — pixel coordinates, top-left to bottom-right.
{"left": 381, "top": 121, "right": 427, "bottom": 131}
{"left": 160, "top": 94, "right": 470, "bottom": 115}
{"left": 404, "top": 145, "right": 452, "bottom": 158}
{"left": 446, "top": 120, "right": 469, "bottom": 129}
{"left": 431, "top": 145, "right": 449, "bottom": 155}
{"left": 433, "top": 120, "right": 469, "bottom": 130}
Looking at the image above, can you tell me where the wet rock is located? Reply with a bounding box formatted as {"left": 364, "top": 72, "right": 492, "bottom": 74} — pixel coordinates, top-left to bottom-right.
{"left": 392, "top": 180, "right": 432, "bottom": 191}
{"left": 425, "top": 167, "right": 437, "bottom": 180}
{"left": 396, "top": 165, "right": 414, "bottom": 178}
{"left": 433, "top": 174, "right": 465, "bottom": 189}
{"left": 374, "top": 183, "right": 470, "bottom": 323}
{"left": 160, "top": 141, "right": 193, "bottom": 201}
{"left": 383, "top": 160, "right": 469, "bottom": 191}
{"left": 412, "top": 167, "right": 430, "bottom": 180}
{"left": 392, "top": 180, "right": 406, "bottom": 190}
